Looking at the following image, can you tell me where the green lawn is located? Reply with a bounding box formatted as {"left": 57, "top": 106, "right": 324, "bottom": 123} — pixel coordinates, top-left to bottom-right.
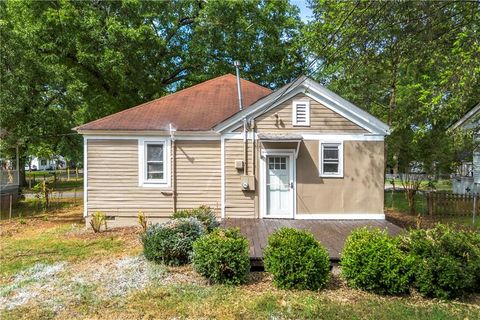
{"left": 24, "top": 178, "right": 83, "bottom": 192}
{"left": 385, "top": 191, "right": 479, "bottom": 229}
{"left": 387, "top": 179, "right": 452, "bottom": 191}
{"left": 1, "top": 200, "right": 479, "bottom": 319}
{"left": 0, "top": 223, "right": 125, "bottom": 278}
{"left": 1, "top": 198, "right": 78, "bottom": 220}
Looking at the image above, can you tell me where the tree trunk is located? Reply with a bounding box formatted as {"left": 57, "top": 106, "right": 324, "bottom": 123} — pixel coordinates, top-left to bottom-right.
{"left": 406, "top": 189, "right": 416, "bottom": 215}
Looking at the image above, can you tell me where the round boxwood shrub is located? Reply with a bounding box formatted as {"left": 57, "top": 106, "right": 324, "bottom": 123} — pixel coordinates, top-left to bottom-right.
{"left": 192, "top": 228, "right": 250, "bottom": 285}
{"left": 401, "top": 224, "right": 480, "bottom": 299}
{"left": 173, "top": 205, "right": 219, "bottom": 232}
{"left": 341, "top": 228, "right": 413, "bottom": 295}
{"left": 141, "top": 217, "right": 205, "bottom": 266}
{"left": 263, "top": 228, "right": 331, "bottom": 290}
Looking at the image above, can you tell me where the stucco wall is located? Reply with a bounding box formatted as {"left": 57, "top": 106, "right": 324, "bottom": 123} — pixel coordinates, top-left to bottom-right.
{"left": 296, "top": 140, "right": 384, "bottom": 214}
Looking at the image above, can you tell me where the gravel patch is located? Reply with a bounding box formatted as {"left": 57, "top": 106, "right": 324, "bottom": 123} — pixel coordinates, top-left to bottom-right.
{"left": 0, "top": 262, "right": 66, "bottom": 310}
{"left": 0, "top": 255, "right": 171, "bottom": 313}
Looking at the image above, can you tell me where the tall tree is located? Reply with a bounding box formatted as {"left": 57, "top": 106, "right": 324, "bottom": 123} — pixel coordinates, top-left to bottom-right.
{"left": 302, "top": 0, "right": 480, "bottom": 173}
{"left": 0, "top": 0, "right": 305, "bottom": 186}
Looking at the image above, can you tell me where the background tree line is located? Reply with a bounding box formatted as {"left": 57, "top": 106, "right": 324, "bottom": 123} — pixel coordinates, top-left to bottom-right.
{"left": 1, "top": 0, "right": 479, "bottom": 186}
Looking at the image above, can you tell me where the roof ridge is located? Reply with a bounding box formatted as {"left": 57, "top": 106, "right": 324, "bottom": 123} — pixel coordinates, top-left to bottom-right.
{"left": 76, "top": 74, "right": 268, "bottom": 130}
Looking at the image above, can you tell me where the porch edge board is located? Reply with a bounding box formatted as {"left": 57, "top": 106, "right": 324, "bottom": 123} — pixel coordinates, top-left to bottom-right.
{"left": 295, "top": 213, "right": 385, "bottom": 220}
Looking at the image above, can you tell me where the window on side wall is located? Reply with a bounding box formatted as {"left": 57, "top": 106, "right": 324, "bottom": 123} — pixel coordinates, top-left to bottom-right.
{"left": 320, "top": 142, "right": 343, "bottom": 178}
{"left": 140, "top": 140, "right": 169, "bottom": 187}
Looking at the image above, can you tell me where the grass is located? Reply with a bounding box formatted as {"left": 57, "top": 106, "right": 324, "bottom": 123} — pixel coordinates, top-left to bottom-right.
{"left": 24, "top": 178, "right": 83, "bottom": 192}
{"left": 384, "top": 190, "right": 427, "bottom": 214}
{"left": 2, "top": 282, "right": 479, "bottom": 320}
{"left": 1, "top": 198, "right": 79, "bottom": 220}
{"left": 385, "top": 190, "right": 479, "bottom": 230}
{"left": 386, "top": 179, "right": 452, "bottom": 191}
{"left": 0, "top": 223, "right": 124, "bottom": 278}
{"left": 1, "top": 202, "right": 479, "bottom": 319}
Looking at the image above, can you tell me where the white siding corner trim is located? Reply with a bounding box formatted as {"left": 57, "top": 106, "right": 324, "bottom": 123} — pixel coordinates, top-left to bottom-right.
{"left": 83, "top": 136, "right": 88, "bottom": 217}
{"left": 138, "top": 137, "right": 171, "bottom": 188}
{"left": 296, "top": 213, "right": 385, "bottom": 220}
{"left": 220, "top": 136, "right": 225, "bottom": 219}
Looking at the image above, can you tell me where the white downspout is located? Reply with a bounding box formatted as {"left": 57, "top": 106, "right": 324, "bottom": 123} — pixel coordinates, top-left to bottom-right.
{"left": 169, "top": 123, "right": 176, "bottom": 212}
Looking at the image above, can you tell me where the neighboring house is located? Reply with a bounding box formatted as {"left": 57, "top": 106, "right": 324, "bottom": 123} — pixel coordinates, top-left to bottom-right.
{"left": 75, "top": 74, "right": 390, "bottom": 227}
{"left": 0, "top": 146, "right": 20, "bottom": 212}
{"left": 450, "top": 102, "right": 480, "bottom": 194}
{"left": 25, "top": 156, "right": 66, "bottom": 171}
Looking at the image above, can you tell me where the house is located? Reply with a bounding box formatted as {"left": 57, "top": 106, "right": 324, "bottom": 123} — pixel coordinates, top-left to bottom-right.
{"left": 0, "top": 143, "right": 20, "bottom": 213}
{"left": 75, "top": 74, "right": 390, "bottom": 227}
{"left": 450, "top": 102, "right": 480, "bottom": 194}
{"left": 25, "top": 155, "right": 66, "bottom": 171}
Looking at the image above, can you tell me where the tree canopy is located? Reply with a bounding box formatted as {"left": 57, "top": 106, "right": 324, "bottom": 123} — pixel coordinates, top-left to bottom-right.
{"left": 302, "top": 0, "right": 480, "bottom": 173}
{"left": 1, "top": 0, "right": 479, "bottom": 182}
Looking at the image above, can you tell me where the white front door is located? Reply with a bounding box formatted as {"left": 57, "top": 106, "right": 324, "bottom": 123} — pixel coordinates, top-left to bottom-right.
{"left": 264, "top": 153, "right": 294, "bottom": 218}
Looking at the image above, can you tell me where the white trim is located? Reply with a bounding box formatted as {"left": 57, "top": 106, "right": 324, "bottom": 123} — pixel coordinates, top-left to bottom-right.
{"left": 260, "top": 149, "right": 296, "bottom": 219}
{"left": 296, "top": 213, "right": 385, "bottom": 220}
{"left": 319, "top": 141, "right": 343, "bottom": 178}
{"left": 81, "top": 134, "right": 219, "bottom": 141}
{"left": 292, "top": 100, "right": 310, "bottom": 126}
{"left": 220, "top": 136, "right": 225, "bottom": 219}
{"left": 138, "top": 138, "right": 171, "bottom": 188}
{"left": 214, "top": 76, "right": 390, "bottom": 135}
{"left": 83, "top": 136, "right": 88, "bottom": 218}
{"left": 302, "top": 134, "right": 384, "bottom": 141}
{"left": 223, "top": 133, "right": 384, "bottom": 141}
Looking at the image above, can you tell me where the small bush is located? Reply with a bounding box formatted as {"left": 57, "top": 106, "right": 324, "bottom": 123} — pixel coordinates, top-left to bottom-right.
{"left": 173, "top": 205, "right": 219, "bottom": 232}
{"left": 341, "top": 228, "right": 413, "bottom": 295}
{"left": 141, "top": 218, "right": 205, "bottom": 266}
{"left": 400, "top": 224, "right": 480, "bottom": 299}
{"left": 90, "top": 211, "right": 107, "bottom": 233}
{"left": 192, "top": 228, "right": 250, "bottom": 285}
{"left": 138, "top": 211, "right": 148, "bottom": 232}
{"left": 264, "top": 228, "right": 330, "bottom": 290}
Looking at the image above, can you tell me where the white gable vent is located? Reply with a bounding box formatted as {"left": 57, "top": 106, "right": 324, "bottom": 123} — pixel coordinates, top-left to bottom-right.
{"left": 292, "top": 100, "right": 310, "bottom": 126}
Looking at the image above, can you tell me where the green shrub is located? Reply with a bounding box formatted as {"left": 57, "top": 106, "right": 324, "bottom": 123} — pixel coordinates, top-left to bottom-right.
{"left": 141, "top": 218, "right": 205, "bottom": 266}
{"left": 173, "top": 205, "right": 219, "bottom": 232}
{"left": 400, "top": 224, "right": 480, "bottom": 299}
{"left": 90, "top": 211, "right": 107, "bottom": 233}
{"left": 192, "top": 228, "right": 250, "bottom": 285}
{"left": 264, "top": 228, "right": 330, "bottom": 290}
{"left": 341, "top": 228, "right": 413, "bottom": 295}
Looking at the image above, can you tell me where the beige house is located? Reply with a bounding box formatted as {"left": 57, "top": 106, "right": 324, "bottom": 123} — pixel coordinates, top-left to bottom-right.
{"left": 76, "top": 74, "right": 390, "bottom": 227}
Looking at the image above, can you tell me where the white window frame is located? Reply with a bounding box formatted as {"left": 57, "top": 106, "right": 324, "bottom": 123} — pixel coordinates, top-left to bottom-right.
{"left": 138, "top": 138, "right": 171, "bottom": 188}
{"left": 319, "top": 141, "right": 343, "bottom": 178}
{"left": 292, "top": 100, "right": 311, "bottom": 126}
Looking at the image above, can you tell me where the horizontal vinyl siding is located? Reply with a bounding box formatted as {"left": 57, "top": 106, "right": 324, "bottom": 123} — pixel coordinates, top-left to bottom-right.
{"left": 175, "top": 141, "right": 221, "bottom": 214}
{"left": 253, "top": 93, "right": 367, "bottom": 133}
{"left": 87, "top": 139, "right": 173, "bottom": 217}
{"left": 86, "top": 139, "right": 221, "bottom": 220}
{"left": 224, "top": 139, "right": 255, "bottom": 218}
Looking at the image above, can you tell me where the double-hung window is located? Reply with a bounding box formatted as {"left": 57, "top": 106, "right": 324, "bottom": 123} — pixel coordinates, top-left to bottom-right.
{"left": 140, "top": 139, "right": 170, "bottom": 187}
{"left": 320, "top": 142, "right": 343, "bottom": 177}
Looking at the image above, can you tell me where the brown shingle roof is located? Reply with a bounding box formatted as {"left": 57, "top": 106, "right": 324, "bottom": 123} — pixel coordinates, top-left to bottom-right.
{"left": 76, "top": 74, "right": 272, "bottom": 131}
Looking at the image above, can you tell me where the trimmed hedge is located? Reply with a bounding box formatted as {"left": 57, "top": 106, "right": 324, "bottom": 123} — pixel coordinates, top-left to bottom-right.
{"left": 400, "top": 224, "right": 480, "bottom": 299}
{"left": 264, "top": 228, "right": 331, "bottom": 290}
{"left": 141, "top": 218, "right": 205, "bottom": 266}
{"left": 192, "top": 228, "right": 250, "bottom": 285}
{"left": 341, "top": 228, "right": 413, "bottom": 295}
{"left": 173, "top": 205, "right": 219, "bottom": 232}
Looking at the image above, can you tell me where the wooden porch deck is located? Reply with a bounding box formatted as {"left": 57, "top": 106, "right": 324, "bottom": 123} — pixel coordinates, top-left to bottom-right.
{"left": 221, "top": 219, "right": 403, "bottom": 263}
